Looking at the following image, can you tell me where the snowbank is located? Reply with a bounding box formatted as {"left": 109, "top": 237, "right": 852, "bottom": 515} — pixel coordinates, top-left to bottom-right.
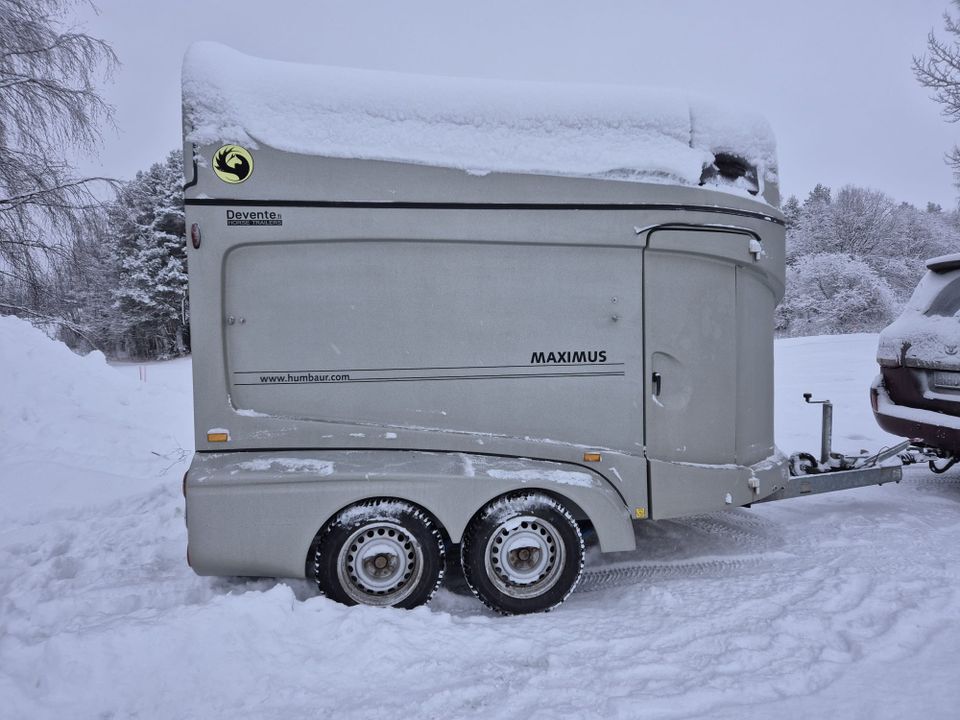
{"left": 3, "top": 323, "right": 960, "bottom": 720}
{"left": 0, "top": 316, "right": 193, "bottom": 514}
{"left": 182, "top": 42, "right": 777, "bottom": 190}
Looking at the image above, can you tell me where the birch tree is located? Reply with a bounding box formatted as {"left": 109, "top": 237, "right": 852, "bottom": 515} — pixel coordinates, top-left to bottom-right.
{"left": 915, "top": 0, "right": 960, "bottom": 191}
{"left": 0, "top": 0, "right": 116, "bottom": 311}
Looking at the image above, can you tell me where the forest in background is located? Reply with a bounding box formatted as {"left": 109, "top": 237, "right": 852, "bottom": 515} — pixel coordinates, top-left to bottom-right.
{"left": 776, "top": 186, "right": 959, "bottom": 337}
{"left": 2, "top": 0, "right": 960, "bottom": 360}
{"left": 4, "top": 165, "right": 957, "bottom": 359}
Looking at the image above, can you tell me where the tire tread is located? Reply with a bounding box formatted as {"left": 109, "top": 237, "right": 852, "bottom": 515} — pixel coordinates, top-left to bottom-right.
{"left": 313, "top": 499, "right": 445, "bottom": 609}
{"left": 461, "top": 493, "right": 584, "bottom": 615}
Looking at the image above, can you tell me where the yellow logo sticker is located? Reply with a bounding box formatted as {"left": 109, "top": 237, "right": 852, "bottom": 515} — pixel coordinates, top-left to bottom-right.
{"left": 634, "top": 507, "right": 647, "bottom": 519}
{"left": 212, "top": 144, "right": 253, "bottom": 184}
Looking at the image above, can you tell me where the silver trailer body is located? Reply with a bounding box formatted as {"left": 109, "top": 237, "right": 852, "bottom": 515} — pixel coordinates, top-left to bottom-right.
{"left": 183, "top": 143, "right": 789, "bottom": 582}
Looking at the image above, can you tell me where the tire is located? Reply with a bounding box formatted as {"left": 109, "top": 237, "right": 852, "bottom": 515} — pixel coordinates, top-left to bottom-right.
{"left": 461, "top": 493, "right": 584, "bottom": 615}
{"left": 314, "top": 500, "right": 445, "bottom": 609}
{"left": 441, "top": 546, "right": 473, "bottom": 596}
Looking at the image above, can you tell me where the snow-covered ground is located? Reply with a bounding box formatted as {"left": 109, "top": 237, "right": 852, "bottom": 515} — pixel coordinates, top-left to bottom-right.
{"left": 2, "top": 318, "right": 958, "bottom": 719}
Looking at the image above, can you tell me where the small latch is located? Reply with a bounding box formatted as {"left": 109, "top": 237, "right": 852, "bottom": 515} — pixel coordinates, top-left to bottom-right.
{"left": 749, "top": 238, "right": 765, "bottom": 261}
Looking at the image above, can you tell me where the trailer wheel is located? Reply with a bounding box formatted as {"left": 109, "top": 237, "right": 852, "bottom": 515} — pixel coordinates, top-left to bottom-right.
{"left": 314, "top": 500, "right": 445, "bottom": 609}
{"left": 461, "top": 494, "right": 584, "bottom": 615}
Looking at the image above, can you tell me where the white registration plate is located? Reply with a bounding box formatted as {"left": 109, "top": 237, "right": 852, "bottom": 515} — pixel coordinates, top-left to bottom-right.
{"left": 933, "top": 371, "right": 960, "bottom": 389}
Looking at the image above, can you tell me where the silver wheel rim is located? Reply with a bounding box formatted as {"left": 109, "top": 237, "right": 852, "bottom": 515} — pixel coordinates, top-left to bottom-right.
{"left": 484, "top": 515, "right": 565, "bottom": 599}
{"left": 336, "top": 521, "right": 424, "bottom": 606}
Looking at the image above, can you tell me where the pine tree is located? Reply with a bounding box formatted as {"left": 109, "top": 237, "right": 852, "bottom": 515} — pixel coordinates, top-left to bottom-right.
{"left": 780, "top": 195, "right": 801, "bottom": 228}
{"left": 109, "top": 151, "right": 188, "bottom": 359}
{"left": 786, "top": 184, "right": 834, "bottom": 262}
{"left": 806, "top": 184, "right": 832, "bottom": 206}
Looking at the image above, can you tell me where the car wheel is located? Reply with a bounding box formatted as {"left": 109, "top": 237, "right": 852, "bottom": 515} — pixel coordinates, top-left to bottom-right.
{"left": 314, "top": 500, "right": 445, "bottom": 609}
{"left": 461, "top": 493, "right": 584, "bottom": 615}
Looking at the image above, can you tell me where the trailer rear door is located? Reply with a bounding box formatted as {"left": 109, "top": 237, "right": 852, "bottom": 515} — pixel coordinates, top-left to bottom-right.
{"left": 644, "top": 229, "right": 738, "bottom": 465}
{"left": 643, "top": 228, "right": 776, "bottom": 517}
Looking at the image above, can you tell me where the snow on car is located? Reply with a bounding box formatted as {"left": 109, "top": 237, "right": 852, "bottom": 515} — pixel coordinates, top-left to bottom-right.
{"left": 873, "top": 253, "right": 960, "bottom": 469}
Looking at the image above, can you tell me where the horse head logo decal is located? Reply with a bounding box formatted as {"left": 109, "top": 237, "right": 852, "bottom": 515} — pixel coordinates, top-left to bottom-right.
{"left": 213, "top": 145, "right": 253, "bottom": 184}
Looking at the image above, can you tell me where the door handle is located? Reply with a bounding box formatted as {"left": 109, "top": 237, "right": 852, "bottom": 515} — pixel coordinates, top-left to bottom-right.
{"left": 652, "top": 372, "right": 662, "bottom": 396}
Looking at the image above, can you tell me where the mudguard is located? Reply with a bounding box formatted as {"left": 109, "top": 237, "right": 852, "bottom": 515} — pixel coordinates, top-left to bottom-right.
{"left": 185, "top": 450, "right": 636, "bottom": 578}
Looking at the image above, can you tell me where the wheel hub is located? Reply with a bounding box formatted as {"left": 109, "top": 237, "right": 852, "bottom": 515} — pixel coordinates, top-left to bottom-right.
{"left": 484, "top": 516, "right": 565, "bottom": 599}
{"left": 363, "top": 549, "right": 398, "bottom": 577}
{"left": 336, "top": 522, "right": 423, "bottom": 606}
{"left": 508, "top": 545, "right": 541, "bottom": 571}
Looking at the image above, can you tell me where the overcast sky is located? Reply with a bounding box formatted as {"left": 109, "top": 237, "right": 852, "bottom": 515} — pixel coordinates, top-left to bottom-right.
{"left": 73, "top": 0, "right": 958, "bottom": 208}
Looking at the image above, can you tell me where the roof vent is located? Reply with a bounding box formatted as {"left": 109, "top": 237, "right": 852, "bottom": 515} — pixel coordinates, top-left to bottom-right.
{"left": 699, "top": 152, "right": 759, "bottom": 195}
{"left": 926, "top": 253, "right": 960, "bottom": 273}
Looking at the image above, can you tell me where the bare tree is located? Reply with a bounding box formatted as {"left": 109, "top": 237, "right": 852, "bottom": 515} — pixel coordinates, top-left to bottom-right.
{"left": 829, "top": 186, "right": 900, "bottom": 256}
{"left": 914, "top": 1, "right": 960, "bottom": 189}
{"left": 0, "top": 0, "right": 117, "bottom": 301}
{"left": 787, "top": 185, "right": 901, "bottom": 260}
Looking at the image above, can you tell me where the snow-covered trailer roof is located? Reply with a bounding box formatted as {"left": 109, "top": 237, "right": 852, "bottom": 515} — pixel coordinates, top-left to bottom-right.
{"left": 182, "top": 42, "right": 778, "bottom": 205}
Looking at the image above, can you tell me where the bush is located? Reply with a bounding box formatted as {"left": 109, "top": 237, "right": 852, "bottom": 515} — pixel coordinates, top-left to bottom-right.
{"left": 776, "top": 253, "right": 898, "bottom": 337}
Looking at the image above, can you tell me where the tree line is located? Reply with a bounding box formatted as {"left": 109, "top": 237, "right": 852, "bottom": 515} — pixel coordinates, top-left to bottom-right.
{"left": 1, "top": 144, "right": 188, "bottom": 359}
{"left": 776, "top": 186, "right": 960, "bottom": 337}
{"left": 3, "top": 0, "right": 960, "bottom": 358}
{"left": 0, "top": 1, "right": 186, "bottom": 359}
{"left": 17, "top": 155, "right": 960, "bottom": 355}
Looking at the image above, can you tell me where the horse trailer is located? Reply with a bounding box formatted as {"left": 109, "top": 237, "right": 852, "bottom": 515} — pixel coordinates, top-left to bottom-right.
{"left": 181, "top": 43, "right": 901, "bottom": 614}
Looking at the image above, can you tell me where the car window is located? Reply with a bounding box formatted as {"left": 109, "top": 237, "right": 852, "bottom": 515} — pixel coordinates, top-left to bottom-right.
{"left": 926, "top": 276, "right": 960, "bottom": 317}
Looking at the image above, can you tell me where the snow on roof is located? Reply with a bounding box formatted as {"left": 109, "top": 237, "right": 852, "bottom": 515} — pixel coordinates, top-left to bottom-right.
{"left": 182, "top": 42, "right": 777, "bottom": 190}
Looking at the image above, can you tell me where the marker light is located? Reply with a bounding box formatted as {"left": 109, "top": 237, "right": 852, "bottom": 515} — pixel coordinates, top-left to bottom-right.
{"left": 191, "top": 223, "right": 201, "bottom": 249}
{"left": 207, "top": 432, "right": 229, "bottom": 443}
{"left": 583, "top": 452, "right": 602, "bottom": 462}
{"left": 876, "top": 336, "right": 903, "bottom": 367}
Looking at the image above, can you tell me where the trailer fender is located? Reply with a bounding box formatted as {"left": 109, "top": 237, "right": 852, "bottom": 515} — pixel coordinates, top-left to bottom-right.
{"left": 185, "top": 450, "right": 636, "bottom": 579}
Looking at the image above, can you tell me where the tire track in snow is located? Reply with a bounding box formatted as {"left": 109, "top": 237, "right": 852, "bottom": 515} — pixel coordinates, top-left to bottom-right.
{"left": 579, "top": 554, "right": 770, "bottom": 591}
{"left": 578, "top": 509, "right": 786, "bottom": 592}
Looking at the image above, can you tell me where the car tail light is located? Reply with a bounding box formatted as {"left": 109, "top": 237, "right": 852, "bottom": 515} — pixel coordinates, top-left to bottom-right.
{"left": 876, "top": 337, "right": 902, "bottom": 368}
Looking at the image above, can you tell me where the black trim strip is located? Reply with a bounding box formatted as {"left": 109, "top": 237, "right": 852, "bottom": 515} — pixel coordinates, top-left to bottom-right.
{"left": 234, "top": 370, "right": 626, "bottom": 386}
{"left": 182, "top": 145, "right": 199, "bottom": 191}
{"left": 234, "top": 362, "right": 624, "bottom": 375}
{"left": 184, "top": 197, "right": 784, "bottom": 225}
